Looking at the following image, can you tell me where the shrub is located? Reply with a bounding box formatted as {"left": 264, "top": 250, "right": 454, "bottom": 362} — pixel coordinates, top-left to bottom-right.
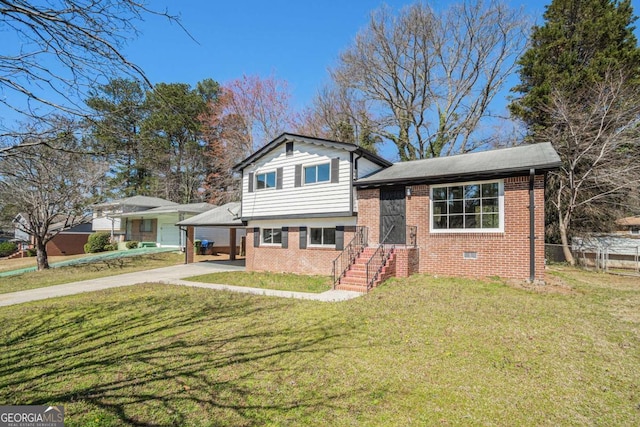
{"left": 0, "top": 241, "right": 17, "bottom": 257}
{"left": 26, "top": 248, "right": 37, "bottom": 257}
{"left": 103, "top": 244, "right": 117, "bottom": 251}
{"left": 84, "top": 232, "right": 111, "bottom": 253}
{"left": 126, "top": 241, "right": 139, "bottom": 250}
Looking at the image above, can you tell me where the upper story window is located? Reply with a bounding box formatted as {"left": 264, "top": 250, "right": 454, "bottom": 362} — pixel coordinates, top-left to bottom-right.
{"left": 304, "top": 163, "right": 330, "bottom": 185}
{"left": 256, "top": 171, "right": 276, "bottom": 190}
{"left": 309, "top": 227, "right": 336, "bottom": 246}
{"left": 262, "top": 228, "right": 282, "bottom": 245}
{"left": 431, "top": 180, "right": 504, "bottom": 232}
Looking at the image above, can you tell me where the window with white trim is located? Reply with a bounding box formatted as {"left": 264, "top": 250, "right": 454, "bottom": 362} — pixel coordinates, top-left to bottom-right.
{"left": 304, "top": 163, "right": 330, "bottom": 185}
{"left": 431, "top": 180, "right": 503, "bottom": 232}
{"left": 262, "top": 228, "right": 282, "bottom": 245}
{"left": 309, "top": 227, "right": 336, "bottom": 246}
{"left": 631, "top": 227, "right": 640, "bottom": 235}
{"left": 256, "top": 171, "right": 276, "bottom": 190}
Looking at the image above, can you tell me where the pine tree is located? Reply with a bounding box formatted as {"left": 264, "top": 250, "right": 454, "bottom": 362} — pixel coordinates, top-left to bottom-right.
{"left": 510, "top": 0, "right": 640, "bottom": 264}
{"left": 510, "top": 0, "right": 640, "bottom": 133}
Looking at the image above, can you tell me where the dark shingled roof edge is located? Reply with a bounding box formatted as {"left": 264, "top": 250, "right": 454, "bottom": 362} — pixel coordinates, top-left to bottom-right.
{"left": 232, "top": 132, "right": 392, "bottom": 171}
{"left": 354, "top": 142, "right": 562, "bottom": 187}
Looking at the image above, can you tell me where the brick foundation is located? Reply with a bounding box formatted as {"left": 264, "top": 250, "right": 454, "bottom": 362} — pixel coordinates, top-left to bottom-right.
{"left": 246, "top": 227, "right": 355, "bottom": 276}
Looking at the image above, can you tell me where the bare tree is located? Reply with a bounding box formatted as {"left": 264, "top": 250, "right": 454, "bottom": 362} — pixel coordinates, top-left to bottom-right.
{"left": 222, "top": 74, "right": 298, "bottom": 151}
{"left": 331, "top": 0, "right": 529, "bottom": 160}
{"left": 0, "top": 0, "right": 182, "bottom": 154}
{"left": 297, "top": 85, "right": 381, "bottom": 153}
{"left": 0, "top": 120, "right": 108, "bottom": 270}
{"left": 540, "top": 72, "right": 640, "bottom": 264}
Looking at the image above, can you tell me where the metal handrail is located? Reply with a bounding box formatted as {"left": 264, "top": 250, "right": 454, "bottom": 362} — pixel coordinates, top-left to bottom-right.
{"left": 332, "top": 226, "right": 368, "bottom": 288}
{"left": 365, "top": 225, "right": 396, "bottom": 290}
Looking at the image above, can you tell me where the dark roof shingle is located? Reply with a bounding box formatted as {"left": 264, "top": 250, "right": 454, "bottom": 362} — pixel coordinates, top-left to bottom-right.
{"left": 355, "top": 142, "right": 561, "bottom": 187}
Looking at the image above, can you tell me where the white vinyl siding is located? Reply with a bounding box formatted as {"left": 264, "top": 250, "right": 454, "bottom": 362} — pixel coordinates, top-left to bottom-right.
{"left": 242, "top": 142, "right": 353, "bottom": 218}
{"left": 357, "top": 157, "right": 384, "bottom": 179}
{"left": 92, "top": 209, "right": 125, "bottom": 233}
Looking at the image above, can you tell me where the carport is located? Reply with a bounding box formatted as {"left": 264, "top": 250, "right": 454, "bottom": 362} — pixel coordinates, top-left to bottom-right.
{"left": 176, "top": 202, "right": 245, "bottom": 263}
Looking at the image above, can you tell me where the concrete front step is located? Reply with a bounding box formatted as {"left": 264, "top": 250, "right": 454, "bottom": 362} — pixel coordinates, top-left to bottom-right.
{"left": 335, "top": 283, "right": 368, "bottom": 293}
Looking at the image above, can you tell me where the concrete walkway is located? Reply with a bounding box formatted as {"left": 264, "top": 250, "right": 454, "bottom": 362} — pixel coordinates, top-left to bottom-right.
{"left": 0, "top": 261, "right": 363, "bottom": 307}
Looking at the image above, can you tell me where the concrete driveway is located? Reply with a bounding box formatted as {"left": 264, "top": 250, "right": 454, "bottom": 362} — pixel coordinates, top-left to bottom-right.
{"left": 0, "top": 261, "right": 362, "bottom": 307}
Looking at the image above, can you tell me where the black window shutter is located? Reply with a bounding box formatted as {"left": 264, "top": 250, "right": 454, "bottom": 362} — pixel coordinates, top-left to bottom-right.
{"left": 281, "top": 226, "right": 288, "bottom": 248}
{"left": 253, "top": 227, "right": 260, "bottom": 247}
{"left": 294, "top": 165, "right": 302, "bottom": 187}
{"left": 331, "top": 158, "right": 339, "bottom": 183}
{"left": 248, "top": 172, "right": 254, "bottom": 193}
{"left": 335, "top": 226, "right": 344, "bottom": 250}
{"left": 286, "top": 141, "right": 293, "bottom": 156}
{"left": 299, "top": 226, "right": 307, "bottom": 249}
{"left": 276, "top": 167, "right": 283, "bottom": 189}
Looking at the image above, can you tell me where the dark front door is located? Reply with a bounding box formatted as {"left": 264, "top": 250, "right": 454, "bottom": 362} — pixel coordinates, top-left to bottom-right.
{"left": 380, "top": 187, "right": 406, "bottom": 244}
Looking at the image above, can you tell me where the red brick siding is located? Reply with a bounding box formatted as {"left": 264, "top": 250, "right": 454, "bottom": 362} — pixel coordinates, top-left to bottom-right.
{"left": 394, "top": 248, "right": 420, "bottom": 278}
{"left": 46, "top": 233, "right": 90, "bottom": 256}
{"left": 246, "top": 227, "right": 355, "bottom": 276}
{"left": 357, "top": 175, "right": 546, "bottom": 281}
{"left": 357, "top": 189, "right": 380, "bottom": 245}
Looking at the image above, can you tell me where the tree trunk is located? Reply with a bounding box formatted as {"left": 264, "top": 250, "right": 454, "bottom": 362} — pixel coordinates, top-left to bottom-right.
{"left": 35, "top": 239, "right": 50, "bottom": 271}
{"left": 558, "top": 215, "right": 575, "bottom": 266}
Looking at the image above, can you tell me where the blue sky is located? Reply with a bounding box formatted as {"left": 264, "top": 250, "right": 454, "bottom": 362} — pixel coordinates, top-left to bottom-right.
{"left": 126, "top": 0, "right": 551, "bottom": 111}
{"left": 3, "top": 0, "right": 639, "bottom": 154}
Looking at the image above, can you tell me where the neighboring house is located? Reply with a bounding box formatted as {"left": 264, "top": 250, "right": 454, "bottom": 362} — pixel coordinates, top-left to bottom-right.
{"left": 45, "top": 221, "right": 93, "bottom": 256}
{"left": 12, "top": 214, "right": 92, "bottom": 256}
{"left": 615, "top": 216, "right": 640, "bottom": 236}
{"left": 229, "top": 133, "right": 562, "bottom": 290}
{"left": 92, "top": 196, "right": 179, "bottom": 242}
{"left": 12, "top": 213, "right": 30, "bottom": 245}
{"left": 92, "top": 196, "right": 221, "bottom": 248}
{"left": 116, "top": 202, "right": 217, "bottom": 248}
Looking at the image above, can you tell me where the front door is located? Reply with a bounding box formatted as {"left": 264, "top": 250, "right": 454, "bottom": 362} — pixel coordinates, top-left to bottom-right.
{"left": 380, "top": 187, "right": 406, "bottom": 244}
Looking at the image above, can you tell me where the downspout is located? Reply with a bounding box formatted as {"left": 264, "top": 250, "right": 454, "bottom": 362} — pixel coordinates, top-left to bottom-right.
{"left": 529, "top": 168, "right": 536, "bottom": 283}
{"left": 352, "top": 152, "right": 363, "bottom": 216}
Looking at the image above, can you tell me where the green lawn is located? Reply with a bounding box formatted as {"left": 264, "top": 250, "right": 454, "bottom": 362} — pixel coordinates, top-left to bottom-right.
{"left": 185, "top": 271, "right": 332, "bottom": 293}
{"left": 0, "top": 267, "right": 638, "bottom": 426}
{"left": 0, "top": 252, "right": 184, "bottom": 294}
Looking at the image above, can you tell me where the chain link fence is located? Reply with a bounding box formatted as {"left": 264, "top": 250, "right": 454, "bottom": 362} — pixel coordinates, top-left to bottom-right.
{"left": 546, "top": 236, "right": 640, "bottom": 275}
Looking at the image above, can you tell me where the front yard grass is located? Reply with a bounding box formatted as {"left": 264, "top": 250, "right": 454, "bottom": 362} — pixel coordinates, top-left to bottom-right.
{"left": 0, "top": 266, "right": 638, "bottom": 426}
{"left": 0, "top": 252, "right": 184, "bottom": 294}
{"left": 184, "top": 271, "right": 332, "bottom": 293}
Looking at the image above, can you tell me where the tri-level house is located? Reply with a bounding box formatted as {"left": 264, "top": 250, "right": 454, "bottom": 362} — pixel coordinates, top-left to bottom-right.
{"left": 228, "top": 133, "right": 562, "bottom": 292}
{"left": 233, "top": 133, "right": 391, "bottom": 279}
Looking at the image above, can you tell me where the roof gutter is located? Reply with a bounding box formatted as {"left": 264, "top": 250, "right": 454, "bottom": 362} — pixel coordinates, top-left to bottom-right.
{"left": 354, "top": 164, "right": 562, "bottom": 188}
